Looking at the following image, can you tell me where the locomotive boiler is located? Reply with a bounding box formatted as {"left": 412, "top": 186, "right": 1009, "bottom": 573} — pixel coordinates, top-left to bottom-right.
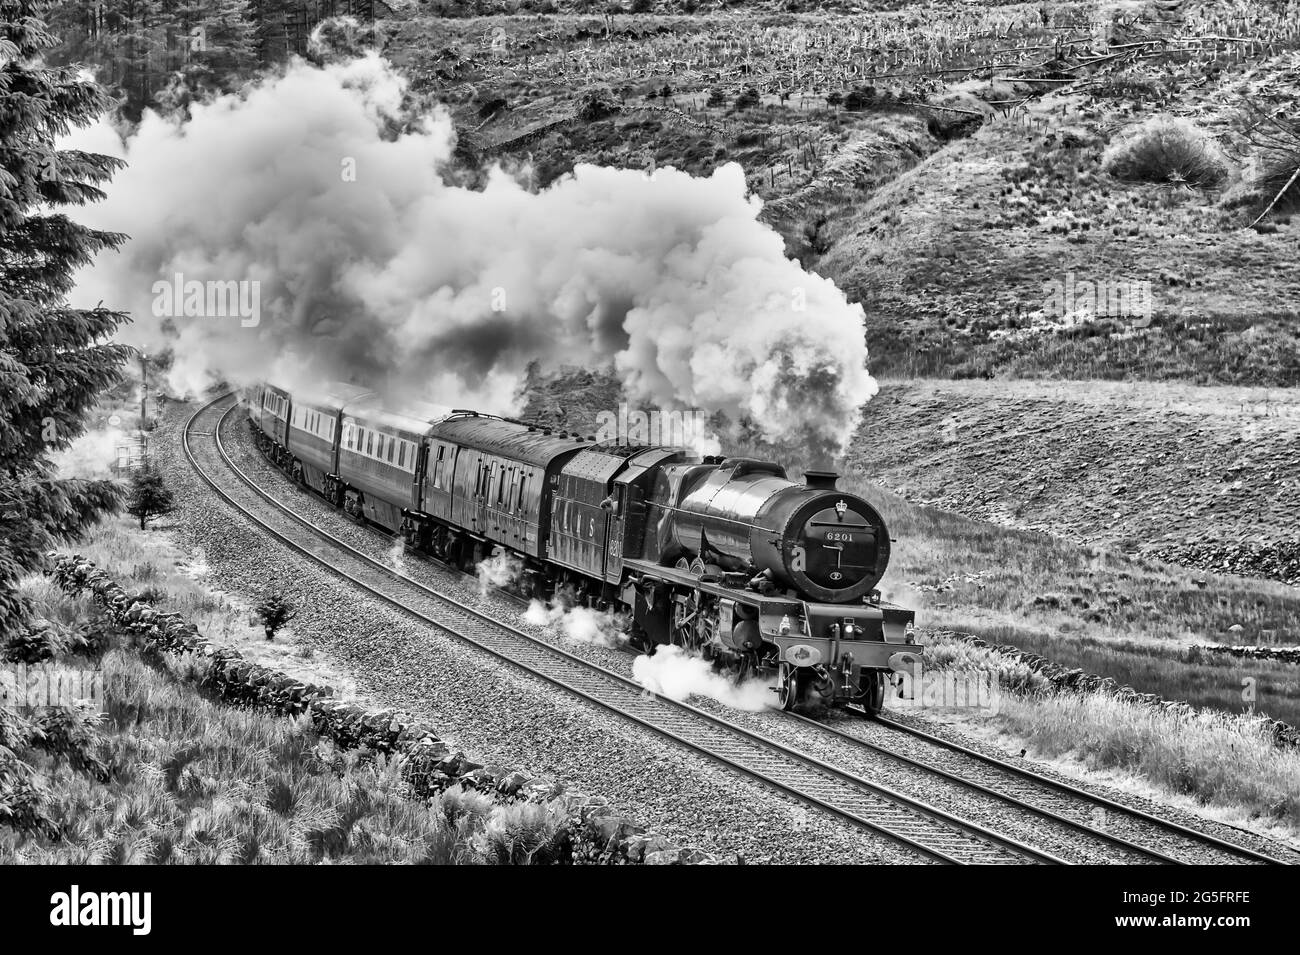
{"left": 650, "top": 458, "right": 891, "bottom": 602}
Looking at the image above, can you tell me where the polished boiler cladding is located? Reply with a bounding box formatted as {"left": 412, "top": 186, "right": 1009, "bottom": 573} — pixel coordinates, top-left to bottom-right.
{"left": 651, "top": 458, "right": 890, "bottom": 603}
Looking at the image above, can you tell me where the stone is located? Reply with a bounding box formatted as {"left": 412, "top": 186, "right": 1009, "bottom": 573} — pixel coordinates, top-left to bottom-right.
{"left": 623, "top": 835, "right": 649, "bottom": 863}
{"left": 644, "top": 849, "right": 682, "bottom": 865}
{"left": 679, "top": 847, "right": 714, "bottom": 865}
{"left": 496, "top": 771, "right": 528, "bottom": 796}
{"left": 458, "top": 767, "right": 497, "bottom": 790}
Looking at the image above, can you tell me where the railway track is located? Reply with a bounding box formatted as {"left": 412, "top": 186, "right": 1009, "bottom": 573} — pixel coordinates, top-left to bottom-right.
{"left": 853, "top": 714, "right": 1292, "bottom": 865}
{"left": 184, "top": 393, "right": 1291, "bottom": 866}
{"left": 185, "top": 393, "right": 1061, "bottom": 864}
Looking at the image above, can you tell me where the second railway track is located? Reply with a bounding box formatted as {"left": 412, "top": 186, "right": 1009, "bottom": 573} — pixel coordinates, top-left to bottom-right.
{"left": 182, "top": 393, "right": 1292, "bottom": 866}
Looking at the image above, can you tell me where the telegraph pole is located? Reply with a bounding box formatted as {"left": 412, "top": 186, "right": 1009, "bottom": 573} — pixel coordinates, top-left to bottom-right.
{"left": 140, "top": 350, "right": 148, "bottom": 431}
{"left": 139, "top": 349, "right": 149, "bottom": 470}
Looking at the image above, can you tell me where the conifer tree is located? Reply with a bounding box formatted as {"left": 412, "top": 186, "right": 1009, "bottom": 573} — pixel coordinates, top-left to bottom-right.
{"left": 0, "top": 1, "right": 132, "bottom": 644}
{"left": 124, "top": 465, "right": 175, "bottom": 529}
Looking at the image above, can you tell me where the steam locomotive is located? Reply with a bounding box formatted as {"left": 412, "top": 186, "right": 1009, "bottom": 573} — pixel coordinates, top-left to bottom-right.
{"left": 244, "top": 381, "right": 919, "bottom": 713}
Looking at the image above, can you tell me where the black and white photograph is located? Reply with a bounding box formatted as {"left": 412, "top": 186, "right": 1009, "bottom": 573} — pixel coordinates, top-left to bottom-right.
{"left": 0, "top": 0, "right": 1296, "bottom": 928}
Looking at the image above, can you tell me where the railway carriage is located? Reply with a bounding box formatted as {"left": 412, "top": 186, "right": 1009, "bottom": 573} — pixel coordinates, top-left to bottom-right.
{"left": 336, "top": 399, "right": 453, "bottom": 533}
{"left": 248, "top": 383, "right": 292, "bottom": 465}
{"left": 245, "top": 380, "right": 919, "bottom": 713}
{"left": 284, "top": 383, "right": 374, "bottom": 498}
{"left": 425, "top": 415, "right": 589, "bottom": 571}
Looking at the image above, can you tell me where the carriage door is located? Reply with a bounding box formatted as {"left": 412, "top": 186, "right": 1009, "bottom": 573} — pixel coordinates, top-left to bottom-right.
{"left": 604, "top": 485, "right": 627, "bottom": 583}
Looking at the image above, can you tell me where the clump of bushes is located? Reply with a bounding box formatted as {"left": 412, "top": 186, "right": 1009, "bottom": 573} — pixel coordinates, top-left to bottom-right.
{"left": 1253, "top": 153, "right": 1300, "bottom": 217}
{"left": 1102, "top": 117, "right": 1229, "bottom": 186}
{"left": 255, "top": 589, "right": 297, "bottom": 641}
{"left": 3, "top": 618, "right": 104, "bottom": 664}
{"left": 1247, "top": 109, "right": 1300, "bottom": 220}
{"left": 733, "top": 86, "right": 759, "bottom": 111}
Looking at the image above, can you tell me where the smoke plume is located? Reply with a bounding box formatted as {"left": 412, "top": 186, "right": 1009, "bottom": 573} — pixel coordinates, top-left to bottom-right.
{"left": 67, "top": 54, "right": 876, "bottom": 454}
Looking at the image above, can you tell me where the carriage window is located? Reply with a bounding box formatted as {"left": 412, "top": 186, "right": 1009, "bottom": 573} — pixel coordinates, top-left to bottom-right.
{"left": 497, "top": 467, "right": 508, "bottom": 505}
{"left": 433, "top": 446, "right": 445, "bottom": 487}
{"left": 365, "top": 431, "right": 374, "bottom": 456}
{"left": 387, "top": 439, "right": 395, "bottom": 463}
{"left": 398, "top": 442, "right": 405, "bottom": 468}
{"left": 517, "top": 474, "right": 527, "bottom": 512}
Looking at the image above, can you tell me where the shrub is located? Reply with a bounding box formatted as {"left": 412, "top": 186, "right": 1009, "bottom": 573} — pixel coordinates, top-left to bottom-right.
{"left": 578, "top": 89, "right": 618, "bottom": 122}
{"left": 255, "top": 590, "right": 297, "bottom": 641}
{"left": 125, "top": 466, "right": 176, "bottom": 529}
{"left": 472, "top": 800, "right": 570, "bottom": 864}
{"left": 0, "top": 757, "right": 57, "bottom": 839}
{"left": 1102, "top": 117, "right": 1228, "bottom": 187}
{"left": 0, "top": 712, "right": 57, "bottom": 839}
{"left": 1253, "top": 150, "right": 1300, "bottom": 219}
{"left": 31, "top": 706, "right": 109, "bottom": 782}
{"left": 3, "top": 622, "right": 62, "bottom": 664}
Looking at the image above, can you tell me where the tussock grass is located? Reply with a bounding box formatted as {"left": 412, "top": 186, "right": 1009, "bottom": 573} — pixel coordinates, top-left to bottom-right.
{"left": 920, "top": 631, "right": 1047, "bottom": 695}
{"left": 2, "top": 517, "right": 573, "bottom": 864}
{"left": 994, "top": 691, "right": 1300, "bottom": 827}
{"left": 1, "top": 642, "right": 570, "bottom": 864}
{"left": 914, "top": 633, "right": 1300, "bottom": 829}
{"left": 1102, "top": 117, "right": 1229, "bottom": 187}
{"left": 1256, "top": 149, "right": 1300, "bottom": 219}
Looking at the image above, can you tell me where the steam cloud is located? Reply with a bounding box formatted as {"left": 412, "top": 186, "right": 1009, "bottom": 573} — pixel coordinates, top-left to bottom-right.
{"left": 632, "top": 645, "right": 774, "bottom": 711}
{"left": 523, "top": 599, "right": 627, "bottom": 648}
{"left": 67, "top": 53, "right": 877, "bottom": 454}
{"left": 476, "top": 547, "right": 523, "bottom": 596}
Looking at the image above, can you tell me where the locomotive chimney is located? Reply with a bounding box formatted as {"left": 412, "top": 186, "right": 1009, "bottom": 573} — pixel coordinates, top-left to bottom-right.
{"left": 803, "top": 470, "right": 839, "bottom": 490}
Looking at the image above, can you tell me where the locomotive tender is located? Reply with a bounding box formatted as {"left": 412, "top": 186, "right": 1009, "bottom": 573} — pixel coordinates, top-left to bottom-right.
{"left": 245, "top": 381, "right": 919, "bottom": 713}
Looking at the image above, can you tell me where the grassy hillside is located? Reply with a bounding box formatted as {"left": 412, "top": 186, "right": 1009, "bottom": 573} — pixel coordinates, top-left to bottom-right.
{"left": 359, "top": 1, "right": 1300, "bottom": 385}
{"left": 1, "top": 518, "right": 570, "bottom": 863}
{"left": 854, "top": 378, "right": 1300, "bottom": 578}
